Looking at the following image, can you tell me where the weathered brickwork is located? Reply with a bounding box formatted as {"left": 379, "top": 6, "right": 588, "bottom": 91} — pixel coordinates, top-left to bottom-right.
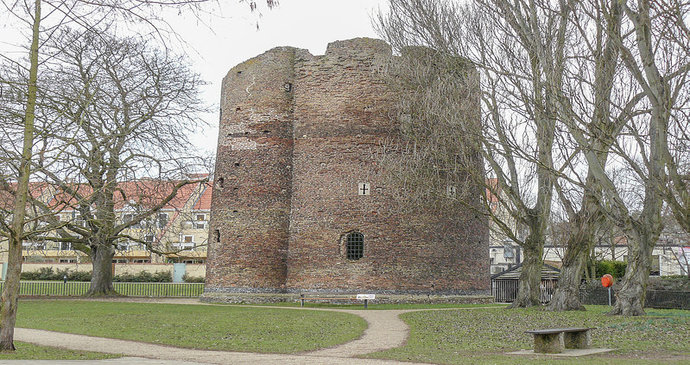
{"left": 206, "top": 38, "right": 489, "bottom": 296}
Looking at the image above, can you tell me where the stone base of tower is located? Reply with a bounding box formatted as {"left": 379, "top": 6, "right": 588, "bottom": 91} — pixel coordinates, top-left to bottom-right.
{"left": 200, "top": 288, "right": 492, "bottom": 305}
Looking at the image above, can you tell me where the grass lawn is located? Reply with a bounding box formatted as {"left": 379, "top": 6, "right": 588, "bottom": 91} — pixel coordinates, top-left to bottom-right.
{"left": 16, "top": 300, "right": 367, "bottom": 354}
{"left": 0, "top": 342, "right": 117, "bottom": 360}
{"left": 365, "top": 305, "right": 690, "bottom": 364}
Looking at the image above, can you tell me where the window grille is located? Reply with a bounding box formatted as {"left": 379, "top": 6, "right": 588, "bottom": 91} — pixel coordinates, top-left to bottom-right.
{"left": 346, "top": 232, "right": 364, "bottom": 260}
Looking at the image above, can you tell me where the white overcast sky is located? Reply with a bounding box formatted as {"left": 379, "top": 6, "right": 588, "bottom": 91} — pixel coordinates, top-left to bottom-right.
{"left": 0, "top": 1, "right": 388, "bottom": 156}
{"left": 175, "top": 0, "right": 389, "bottom": 155}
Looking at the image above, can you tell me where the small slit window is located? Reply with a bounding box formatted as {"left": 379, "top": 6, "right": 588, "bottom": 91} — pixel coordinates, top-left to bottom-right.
{"left": 346, "top": 232, "right": 364, "bottom": 260}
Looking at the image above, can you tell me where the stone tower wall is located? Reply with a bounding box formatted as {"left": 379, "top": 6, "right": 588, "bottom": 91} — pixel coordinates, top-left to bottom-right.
{"left": 285, "top": 39, "right": 488, "bottom": 293}
{"left": 206, "top": 47, "right": 296, "bottom": 292}
{"left": 206, "top": 38, "right": 490, "bottom": 295}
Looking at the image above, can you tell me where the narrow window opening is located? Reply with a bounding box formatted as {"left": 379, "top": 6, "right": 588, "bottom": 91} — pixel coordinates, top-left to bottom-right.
{"left": 346, "top": 232, "right": 364, "bottom": 260}
{"left": 217, "top": 177, "right": 224, "bottom": 189}
{"left": 237, "top": 71, "right": 242, "bottom": 75}
{"left": 234, "top": 162, "right": 241, "bottom": 167}
{"left": 284, "top": 82, "right": 292, "bottom": 92}
{"left": 262, "top": 130, "right": 270, "bottom": 134}
{"left": 214, "top": 229, "right": 220, "bottom": 243}
{"left": 232, "top": 210, "right": 238, "bottom": 213}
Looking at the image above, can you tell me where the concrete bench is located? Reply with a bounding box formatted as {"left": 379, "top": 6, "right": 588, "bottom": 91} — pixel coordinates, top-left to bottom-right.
{"left": 525, "top": 327, "right": 595, "bottom": 353}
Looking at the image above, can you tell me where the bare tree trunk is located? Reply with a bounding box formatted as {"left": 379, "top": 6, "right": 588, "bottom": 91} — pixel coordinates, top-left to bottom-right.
{"left": 0, "top": 236, "right": 24, "bottom": 351}
{"left": 0, "top": 0, "right": 40, "bottom": 351}
{"left": 86, "top": 245, "right": 117, "bottom": 296}
{"left": 548, "top": 192, "right": 600, "bottom": 311}
{"left": 547, "top": 239, "right": 588, "bottom": 311}
{"left": 510, "top": 236, "right": 543, "bottom": 308}
{"left": 609, "top": 232, "right": 654, "bottom": 316}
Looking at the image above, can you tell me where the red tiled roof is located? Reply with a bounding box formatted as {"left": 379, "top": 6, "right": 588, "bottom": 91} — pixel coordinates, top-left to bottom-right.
{"left": 193, "top": 182, "right": 213, "bottom": 211}
{"left": 486, "top": 178, "right": 500, "bottom": 203}
{"left": 47, "top": 177, "right": 207, "bottom": 212}
{"left": 0, "top": 182, "right": 51, "bottom": 210}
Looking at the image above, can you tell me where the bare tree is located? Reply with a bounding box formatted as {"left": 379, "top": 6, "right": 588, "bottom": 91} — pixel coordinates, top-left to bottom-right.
{"left": 546, "top": 0, "right": 627, "bottom": 311}
{"left": 0, "top": 0, "right": 275, "bottom": 352}
{"left": 552, "top": 0, "right": 690, "bottom": 315}
{"left": 30, "top": 28, "right": 208, "bottom": 295}
{"left": 376, "top": 0, "right": 564, "bottom": 307}
{"left": 606, "top": 0, "right": 689, "bottom": 315}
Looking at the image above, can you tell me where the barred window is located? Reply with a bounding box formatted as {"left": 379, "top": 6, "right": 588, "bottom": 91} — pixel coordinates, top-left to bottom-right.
{"left": 346, "top": 232, "right": 364, "bottom": 260}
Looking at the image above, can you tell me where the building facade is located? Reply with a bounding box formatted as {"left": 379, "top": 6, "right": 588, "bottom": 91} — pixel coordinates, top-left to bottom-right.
{"left": 0, "top": 179, "right": 211, "bottom": 277}
{"left": 206, "top": 38, "right": 490, "bottom": 295}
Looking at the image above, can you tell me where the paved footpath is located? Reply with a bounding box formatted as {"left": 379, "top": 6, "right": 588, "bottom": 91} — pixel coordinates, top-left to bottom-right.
{"left": 3, "top": 298, "right": 494, "bottom": 365}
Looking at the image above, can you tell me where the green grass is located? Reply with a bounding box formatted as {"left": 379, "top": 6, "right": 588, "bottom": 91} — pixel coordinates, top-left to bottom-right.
{"left": 365, "top": 305, "right": 690, "bottom": 365}
{"left": 0, "top": 342, "right": 117, "bottom": 360}
{"left": 16, "top": 300, "right": 367, "bottom": 354}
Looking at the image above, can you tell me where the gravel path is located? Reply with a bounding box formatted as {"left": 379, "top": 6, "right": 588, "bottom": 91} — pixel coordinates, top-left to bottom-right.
{"left": 5, "top": 298, "right": 422, "bottom": 364}
{"left": 12, "top": 327, "right": 424, "bottom": 365}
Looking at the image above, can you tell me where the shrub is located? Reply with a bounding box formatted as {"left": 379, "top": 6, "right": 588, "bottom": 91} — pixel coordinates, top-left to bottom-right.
{"left": 21, "top": 267, "right": 92, "bottom": 281}
{"left": 182, "top": 274, "right": 205, "bottom": 283}
{"left": 113, "top": 270, "right": 172, "bottom": 282}
{"left": 595, "top": 260, "right": 627, "bottom": 278}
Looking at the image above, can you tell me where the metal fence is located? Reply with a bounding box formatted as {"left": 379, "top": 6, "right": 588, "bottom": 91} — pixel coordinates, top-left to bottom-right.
{"left": 491, "top": 278, "right": 558, "bottom": 304}
{"left": 0, "top": 281, "right": 204, "bottom": 298}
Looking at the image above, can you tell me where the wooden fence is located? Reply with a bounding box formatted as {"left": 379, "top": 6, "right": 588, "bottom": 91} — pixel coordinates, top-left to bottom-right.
{"left": 0, "top": 281, "right": 204, "bottom": 298}
{"left": 491, "top": 278, "right": 558, "bottom": 304}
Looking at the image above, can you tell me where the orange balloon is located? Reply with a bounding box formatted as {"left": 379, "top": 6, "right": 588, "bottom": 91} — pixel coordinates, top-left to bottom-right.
{"left": 601, "top": 274, "right": 613, "bottom": 288}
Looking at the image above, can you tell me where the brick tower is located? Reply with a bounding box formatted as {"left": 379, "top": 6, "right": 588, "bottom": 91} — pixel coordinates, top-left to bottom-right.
{"left": 205, "top": 38, "right": 489, "bottom": 297}
{"left": 205, "top": 47, "right": 297, "bottom": 292}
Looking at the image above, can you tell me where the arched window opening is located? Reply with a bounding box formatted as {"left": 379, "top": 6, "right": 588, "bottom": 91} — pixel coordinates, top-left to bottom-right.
{"left": 346, "top": 232, "right": 364, "bottom": 260}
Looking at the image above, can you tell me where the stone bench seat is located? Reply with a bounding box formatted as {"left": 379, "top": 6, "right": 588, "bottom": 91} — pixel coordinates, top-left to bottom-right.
{"left": 525, "top": 327, "right": 595, "bottom": 353}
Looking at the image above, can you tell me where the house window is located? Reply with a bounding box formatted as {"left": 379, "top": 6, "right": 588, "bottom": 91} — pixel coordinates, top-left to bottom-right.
{"left": 60, "top": 241, "right": 72, "bottom": 251}
{"left": 503, "top": 244, "right": 515, "bottom": 261}
{"left": 158, "top": 213, "right": 168, "bottom": 228}
{"left": 195, "top": 214, "right": 206, "bottom": 229}
{"left": 184, "top": 235, "right": 194, "bottom": 243}
{"left": 650, "top": 255, "right": 660, "bottom": 276}
{"left": 358, "top": 183, "right": 370, "bottom": 196}
{"left": 145, "top": 235, "right": 154, "bottom": 243}
{"left": 346, "top": 232, "right": 364, "bottom": 260}
{"left": 74, "top": 214, "right": 86, "bottom": 227}
{"left": 122, "top": 213, "right": 141, "bottom": 228}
